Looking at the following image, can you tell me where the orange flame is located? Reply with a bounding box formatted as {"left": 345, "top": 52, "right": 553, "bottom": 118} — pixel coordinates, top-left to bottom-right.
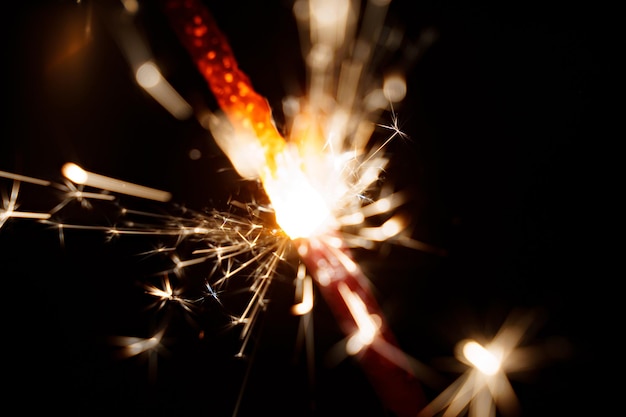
{"left": 163, "top": 0, "right": 285, "bottom": 174}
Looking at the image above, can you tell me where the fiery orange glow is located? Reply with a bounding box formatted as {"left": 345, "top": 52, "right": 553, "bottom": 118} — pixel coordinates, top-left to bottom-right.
{"left": 164, "top": 0, "right": 340, "bottom": 238}
{"left": 164, "top": 0, "right": 286, "bottom": 172}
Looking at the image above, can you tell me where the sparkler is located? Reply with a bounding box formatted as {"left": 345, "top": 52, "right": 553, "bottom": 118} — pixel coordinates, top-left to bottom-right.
{"left": 1, "top": 0, "right": 575, "bottom": 416}
{"left": 162, "top": 0, "right": 428, "bottom": 414}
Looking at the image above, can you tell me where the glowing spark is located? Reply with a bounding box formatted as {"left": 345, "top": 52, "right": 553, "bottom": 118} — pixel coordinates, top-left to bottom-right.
{"left": 111, "top": 328, "right": 167, "bottom": 359}
{"left": 419, "top": 311, "right": 546, "bottom": 417}
{"left": 339, "top": 281, "right": 380, "bottom": 355}
{"left": 462, "top": 340, "right": 501, "bottom": 376}
{"left": 258, "top": 148, "right": 332, "bottom": 238}
{"left": 291, "top": 263, "right": 314, "bottom": 315}
{"left": 0, "top": 179, "right": 51, "bottom": 229}
{"left": 144, "top": 275, "right": 198, "bottom": 314}
{"left": 62, "top": 162, "right": 172, "bottom": 202}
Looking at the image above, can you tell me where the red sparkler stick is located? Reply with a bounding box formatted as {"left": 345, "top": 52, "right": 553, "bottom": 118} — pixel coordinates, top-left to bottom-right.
{"left": 296, "top": 236, "right": 426, "bottom": 417}
{"left": 162, "top": 0, "right": 285, "bottom": 172}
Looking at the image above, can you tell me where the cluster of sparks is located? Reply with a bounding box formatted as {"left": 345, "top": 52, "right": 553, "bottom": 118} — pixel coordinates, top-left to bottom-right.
{"left": 1, "top": 1, "right": 557, "bottom": 416}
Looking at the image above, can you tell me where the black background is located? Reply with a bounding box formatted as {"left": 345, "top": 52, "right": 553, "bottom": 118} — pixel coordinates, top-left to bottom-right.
{"left": 2, "top": 1, "right": 611, "bottom": 416}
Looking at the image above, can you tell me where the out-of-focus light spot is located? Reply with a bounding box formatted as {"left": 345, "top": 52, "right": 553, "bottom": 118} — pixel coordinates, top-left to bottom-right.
{"left": 359, "top": 215, "right": 406, "bottom": 241}
{"left": 136, "top": 61, "right": 162, "bottom": 88}
{"left": 308, "top": 0, "right": 351, "bottom": 49}
{"left": 325, "top": 235, "right": 344, "bottom": 249}
{"left": 310, "top": 0, "right": 349, "bottom": 27}
{"left": 62, "top": 162, "right": 88, "bottom": 184}
{"left": 461, "top": 340, "right": 502, "bottom": 376}
{"left": 338, "top": 212, "right": 365, "bottom": 226}
{"left": 383, "top": 74, "right": 406, "bottom": 103}
{"left": 381, "top": 216, "right": 404, "bottom": 238}
{"left": 364, "top": 89, "right": 388, "bottom": 111}
{"left": 121, "top": 0, "right": 139, "bottom": 14}
{"left": 282, "top": 96, "right": 300, "bottom": 118}
{"left": 307, "top": 43, "right": 333, "bottom": 69}
{"left": 188, "top": 148, "right": 202, "bottom": 160}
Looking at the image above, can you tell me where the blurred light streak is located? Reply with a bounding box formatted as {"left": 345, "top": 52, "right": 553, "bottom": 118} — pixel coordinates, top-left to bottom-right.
{"left": 97, "top": 0, "right": 192, "bottom": 120}
{"left": 292, "top": 263, "right": 314, "bottom": 315}
{"left": 0, "top": 179, "right": 51, "bottom": 229}
{"left": 62, "top": 162, "right": 172, "bottom": 202}
{"left": 0, "top": 171, "right": 51, "bottom": 186}
{"left": 135, "top": 61, "right": 193, "bottom": 120}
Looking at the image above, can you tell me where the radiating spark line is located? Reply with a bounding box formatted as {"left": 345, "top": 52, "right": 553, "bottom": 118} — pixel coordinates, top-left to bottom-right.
{"left": 2, "top": 164, "right": 289, "bottom": 354}
{"left": 1, "top": 180, "right": 51, "bottom": 229}
{"left": 144, "top": 274, "right": 200, "bottom": 314}
{"left": 47, "top": 180, "right": 116, "bottom": 215}
{"left": 0, "top": 170, "right": 51, "bottom": 186}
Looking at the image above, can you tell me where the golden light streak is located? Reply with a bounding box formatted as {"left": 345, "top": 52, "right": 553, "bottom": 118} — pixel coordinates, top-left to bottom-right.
{"left": 359, "top": 214, "right": 407, "bottom": 241}
{"left": 99, "top": 0, "right": 192, "bottom": 120}
{"left": 292, "top": 263, "right": 314, "bottom": 315}
{"left": 135, "top": 61, "right": 193, "bottom": 120}
{"left": 62, "top": 162, "right": 172, "bottom": 202}
{"left": 1, "top": 211, "right": 51, "bottom": 220}
{"left": 0, "top": 171, "right": 51, "bottom": 186}
{"left": 337, "top": 281, "right": 381, "bottom": 355}
{"left": 65, "top": 190, "right": 116, "bottom": 201}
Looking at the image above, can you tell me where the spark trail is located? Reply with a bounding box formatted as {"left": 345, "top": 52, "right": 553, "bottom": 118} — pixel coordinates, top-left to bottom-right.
{"left": 0, "top": 167, "right": 290, "bottom": 360}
